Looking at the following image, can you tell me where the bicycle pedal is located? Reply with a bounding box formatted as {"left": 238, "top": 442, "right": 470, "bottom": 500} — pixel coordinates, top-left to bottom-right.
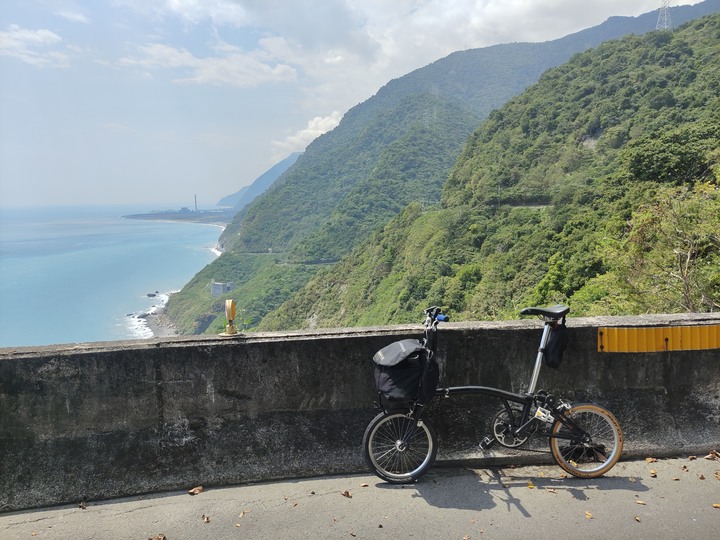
{"left": 478, "top": 436, "right": 495, "bottom": 451}
{"left": 534, "top": 406, "right": 554, "bottom": 423}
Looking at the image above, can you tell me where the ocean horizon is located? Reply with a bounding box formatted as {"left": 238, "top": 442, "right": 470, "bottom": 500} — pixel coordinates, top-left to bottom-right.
{"left": 0, "top": 205, "right": 222, "bottom": 348}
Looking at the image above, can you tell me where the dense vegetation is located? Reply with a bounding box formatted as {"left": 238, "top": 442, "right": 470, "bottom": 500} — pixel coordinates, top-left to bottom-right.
{"left": 259, "top": 15, "right": 720, "bottom": 330}
{"left": 167, "top": 3, "right": 720, "bottom": 334}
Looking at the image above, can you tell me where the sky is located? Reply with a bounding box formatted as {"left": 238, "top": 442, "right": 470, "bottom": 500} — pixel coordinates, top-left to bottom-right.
{"left": 0, "top": 1, "right": 698, "bottom": 209}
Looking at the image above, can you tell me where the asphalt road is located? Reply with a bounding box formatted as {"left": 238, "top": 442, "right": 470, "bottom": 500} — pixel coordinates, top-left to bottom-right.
{"left": 1, "top": 456, "right": 718, "bottom": 540}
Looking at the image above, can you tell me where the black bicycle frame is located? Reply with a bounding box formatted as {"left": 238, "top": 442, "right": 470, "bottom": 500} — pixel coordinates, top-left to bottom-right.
{"left": 400, "top": 312, "right": 578, "bottom": 446}
{"left": 413, "top": 318, "right": 573, "bottom": 442}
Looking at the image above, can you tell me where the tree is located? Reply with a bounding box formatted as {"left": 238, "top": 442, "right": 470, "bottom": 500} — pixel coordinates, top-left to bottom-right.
{"left": 605, "top": 183, "right": 720, "bottom": 313}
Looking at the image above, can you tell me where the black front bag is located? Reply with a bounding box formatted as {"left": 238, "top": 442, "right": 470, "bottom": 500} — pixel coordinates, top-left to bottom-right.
{"left": 372, "top": 339, "right": 439, "bottom": 406}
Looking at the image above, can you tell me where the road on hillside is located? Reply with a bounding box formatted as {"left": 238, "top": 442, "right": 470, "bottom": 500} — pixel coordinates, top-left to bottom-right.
{"left": 1, "top": 456, "right": 718, "bottom": 539}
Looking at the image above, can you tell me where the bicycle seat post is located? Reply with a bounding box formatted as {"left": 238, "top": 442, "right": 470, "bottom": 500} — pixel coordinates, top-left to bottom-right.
{"left": 527, "top": 318, "right": 553, "bottom": 394}
{"left": 519, "top": 305, "right": 569, "bottom": 395}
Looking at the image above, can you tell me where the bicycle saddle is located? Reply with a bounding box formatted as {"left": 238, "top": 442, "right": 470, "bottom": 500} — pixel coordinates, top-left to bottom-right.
{"left": 520, "top": 305, "right": 570, "bottom": 318}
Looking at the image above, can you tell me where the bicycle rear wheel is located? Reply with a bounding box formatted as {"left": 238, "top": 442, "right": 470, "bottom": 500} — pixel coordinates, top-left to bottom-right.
{"left": 549, "top": 403, "right": 623, "bottom": 478}
{"left": 362, "top": 411, "right": 438, "bottom": 484}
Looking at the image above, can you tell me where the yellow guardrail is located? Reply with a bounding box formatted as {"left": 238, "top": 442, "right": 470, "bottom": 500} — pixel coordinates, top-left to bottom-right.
{"left": 598, "top": 325, "right": 720, "bottom": 352}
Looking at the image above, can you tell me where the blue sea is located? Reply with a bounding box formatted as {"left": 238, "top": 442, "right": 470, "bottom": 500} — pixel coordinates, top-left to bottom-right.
{"left": 0, "top": 206, "right": 222, "bottom": 347}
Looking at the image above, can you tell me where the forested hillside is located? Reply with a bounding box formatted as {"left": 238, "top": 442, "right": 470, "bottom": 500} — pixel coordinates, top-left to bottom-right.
{"left": 260, "top": 14, "right": 720, "bottom": 330}
{"left": 166, "top": 1, "right": 720, "bottom": 334}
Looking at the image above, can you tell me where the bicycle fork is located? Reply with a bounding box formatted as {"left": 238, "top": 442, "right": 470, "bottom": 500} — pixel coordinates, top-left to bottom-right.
{"left": 395, "top": 404, "right": 427, "bottom": 449}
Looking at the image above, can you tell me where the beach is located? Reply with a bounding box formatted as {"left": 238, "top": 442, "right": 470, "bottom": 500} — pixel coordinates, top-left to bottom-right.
{"left": 143, "top": 308, "right": 180, "bottom": 338}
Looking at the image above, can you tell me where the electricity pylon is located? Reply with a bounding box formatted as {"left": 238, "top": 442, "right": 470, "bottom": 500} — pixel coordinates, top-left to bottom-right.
{"left": 656, "top": 0, "right": 672, "bottom": 30}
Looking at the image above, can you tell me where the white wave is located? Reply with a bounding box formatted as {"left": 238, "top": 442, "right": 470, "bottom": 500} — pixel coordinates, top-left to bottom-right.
{"left": 125, "top": 291, "right": 175, "bottom": 339}
{"left": 126, "top": 312, "right": 154, "bottom": 339}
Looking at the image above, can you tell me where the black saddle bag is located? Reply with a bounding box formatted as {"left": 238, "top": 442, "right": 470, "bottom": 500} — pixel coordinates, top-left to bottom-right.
{"left": 544, "top": 317, "right": 568, "bottom": 369}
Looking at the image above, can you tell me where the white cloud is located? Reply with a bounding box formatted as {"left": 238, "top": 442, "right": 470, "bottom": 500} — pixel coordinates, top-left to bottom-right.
{"left": 272, "top": 111, "right": 342, "bottom": 159}
{"left": 56, "top": 11, "right": 91, "bottom": 24}
{"left": 116, "top": 0, "right": 250, "bottom": 26}
{"left": 0, "top": 24, "right": 69, "bottom": 67}
{"left": 118, "top": 41, "right": 296, "bottom": 86}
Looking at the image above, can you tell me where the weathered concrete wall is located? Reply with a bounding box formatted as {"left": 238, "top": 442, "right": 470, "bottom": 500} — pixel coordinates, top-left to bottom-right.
{"left": 1, "top": 313, "right": 719, "bottom": 511}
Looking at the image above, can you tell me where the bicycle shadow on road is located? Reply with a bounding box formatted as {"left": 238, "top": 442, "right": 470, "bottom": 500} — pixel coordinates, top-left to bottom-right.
{"left": 382, "top": 465, "right": 650, "bottom": 515}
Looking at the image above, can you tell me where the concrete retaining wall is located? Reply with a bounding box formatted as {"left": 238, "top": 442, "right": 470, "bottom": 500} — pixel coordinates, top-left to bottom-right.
{"left": 2, "top": 313, "right": 719, "bottom": 511}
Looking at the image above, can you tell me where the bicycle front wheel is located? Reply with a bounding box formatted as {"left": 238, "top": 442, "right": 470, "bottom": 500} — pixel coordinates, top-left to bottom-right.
{"left": 549, "top": 404, "right": 623, "bottom": 478}
{"left": 362, "top": 411, "right": 438, "bottom": 484}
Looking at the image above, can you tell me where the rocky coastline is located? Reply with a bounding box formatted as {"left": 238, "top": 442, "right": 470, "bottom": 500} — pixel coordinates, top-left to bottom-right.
{"left": 141, "top": 308, "right": 179, "bottom": 338}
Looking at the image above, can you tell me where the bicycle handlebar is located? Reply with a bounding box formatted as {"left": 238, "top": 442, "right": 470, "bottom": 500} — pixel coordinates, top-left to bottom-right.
{"left": 424, "top": 306, "right": 449, "bottom": 324}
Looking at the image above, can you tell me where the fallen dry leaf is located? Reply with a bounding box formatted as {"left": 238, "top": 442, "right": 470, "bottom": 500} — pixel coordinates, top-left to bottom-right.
{"left": 705, "top": 450, "right": 720, "bottom": 461}
{"left": 635, "top": 516, "right": 641, "bottom": 522}
{"left": 636, "top": 500, "right": 646, "bottom": 505}
{"left": 188, "top": 486, "right": 203, "bottom": 496}
{"left": 149, "top": 535, "right": 166, "bottom": 540}
{"left": 201, "top": 515, "right": 210, "bottom": 524}
{"left": 672, "top": 477, "right": 680, "bottom": 481}
{"left": 645, "top": 457, "right": 657, "bottom": 463}
{"left": 714, "top": 471, "right": 720, "bottom": 481}
{"left": 546, "top": 488, "right": 557, "bottom": 494}
{"left": 688, "top": 455, "right": 697, "bottom": 461}
{"left": 699, "top": 474, "right": 706, "bottom": 480}
{"left": 649, "top": 469, "right": 657, "bottom": 478}
{"left": 713, "top": 504, "right": 720, "bottom": 509}
{"left": 527, "top": 480, "right": 535, "bottom": 489}
{"left": 78, "top": 501, "right": 87, "bottom": 510}
{"left": 585, "top": 511, "right": 593, "bottom": 519}
{"left": 360, "top": 483, "right": 369, "bottom": 487}
{"left": 341, "top": 490, "right": 352, "bottom": 498}
{"left": 681, "top": 465, "right": 689, "bottom": 472}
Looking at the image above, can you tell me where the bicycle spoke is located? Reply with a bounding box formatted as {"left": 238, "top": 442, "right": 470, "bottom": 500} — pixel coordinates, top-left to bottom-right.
{"left": 549, "top": 404, "right": 623, "bottom": 478}
{"left": 363, "top": 412, "right": 437, "bottom": 483}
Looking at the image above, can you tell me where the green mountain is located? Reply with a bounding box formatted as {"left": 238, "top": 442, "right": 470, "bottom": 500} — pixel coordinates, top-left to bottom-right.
{"left": 166, "top": 2, "right": 720, "bottom": 334}
{"left": 260, "top": 14, "right": 720, "bottom": 330}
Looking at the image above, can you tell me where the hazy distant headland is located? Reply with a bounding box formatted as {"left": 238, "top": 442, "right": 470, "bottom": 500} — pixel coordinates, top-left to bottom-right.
{"left": 122, "top": 207, "right": 234, "bottom": 227}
